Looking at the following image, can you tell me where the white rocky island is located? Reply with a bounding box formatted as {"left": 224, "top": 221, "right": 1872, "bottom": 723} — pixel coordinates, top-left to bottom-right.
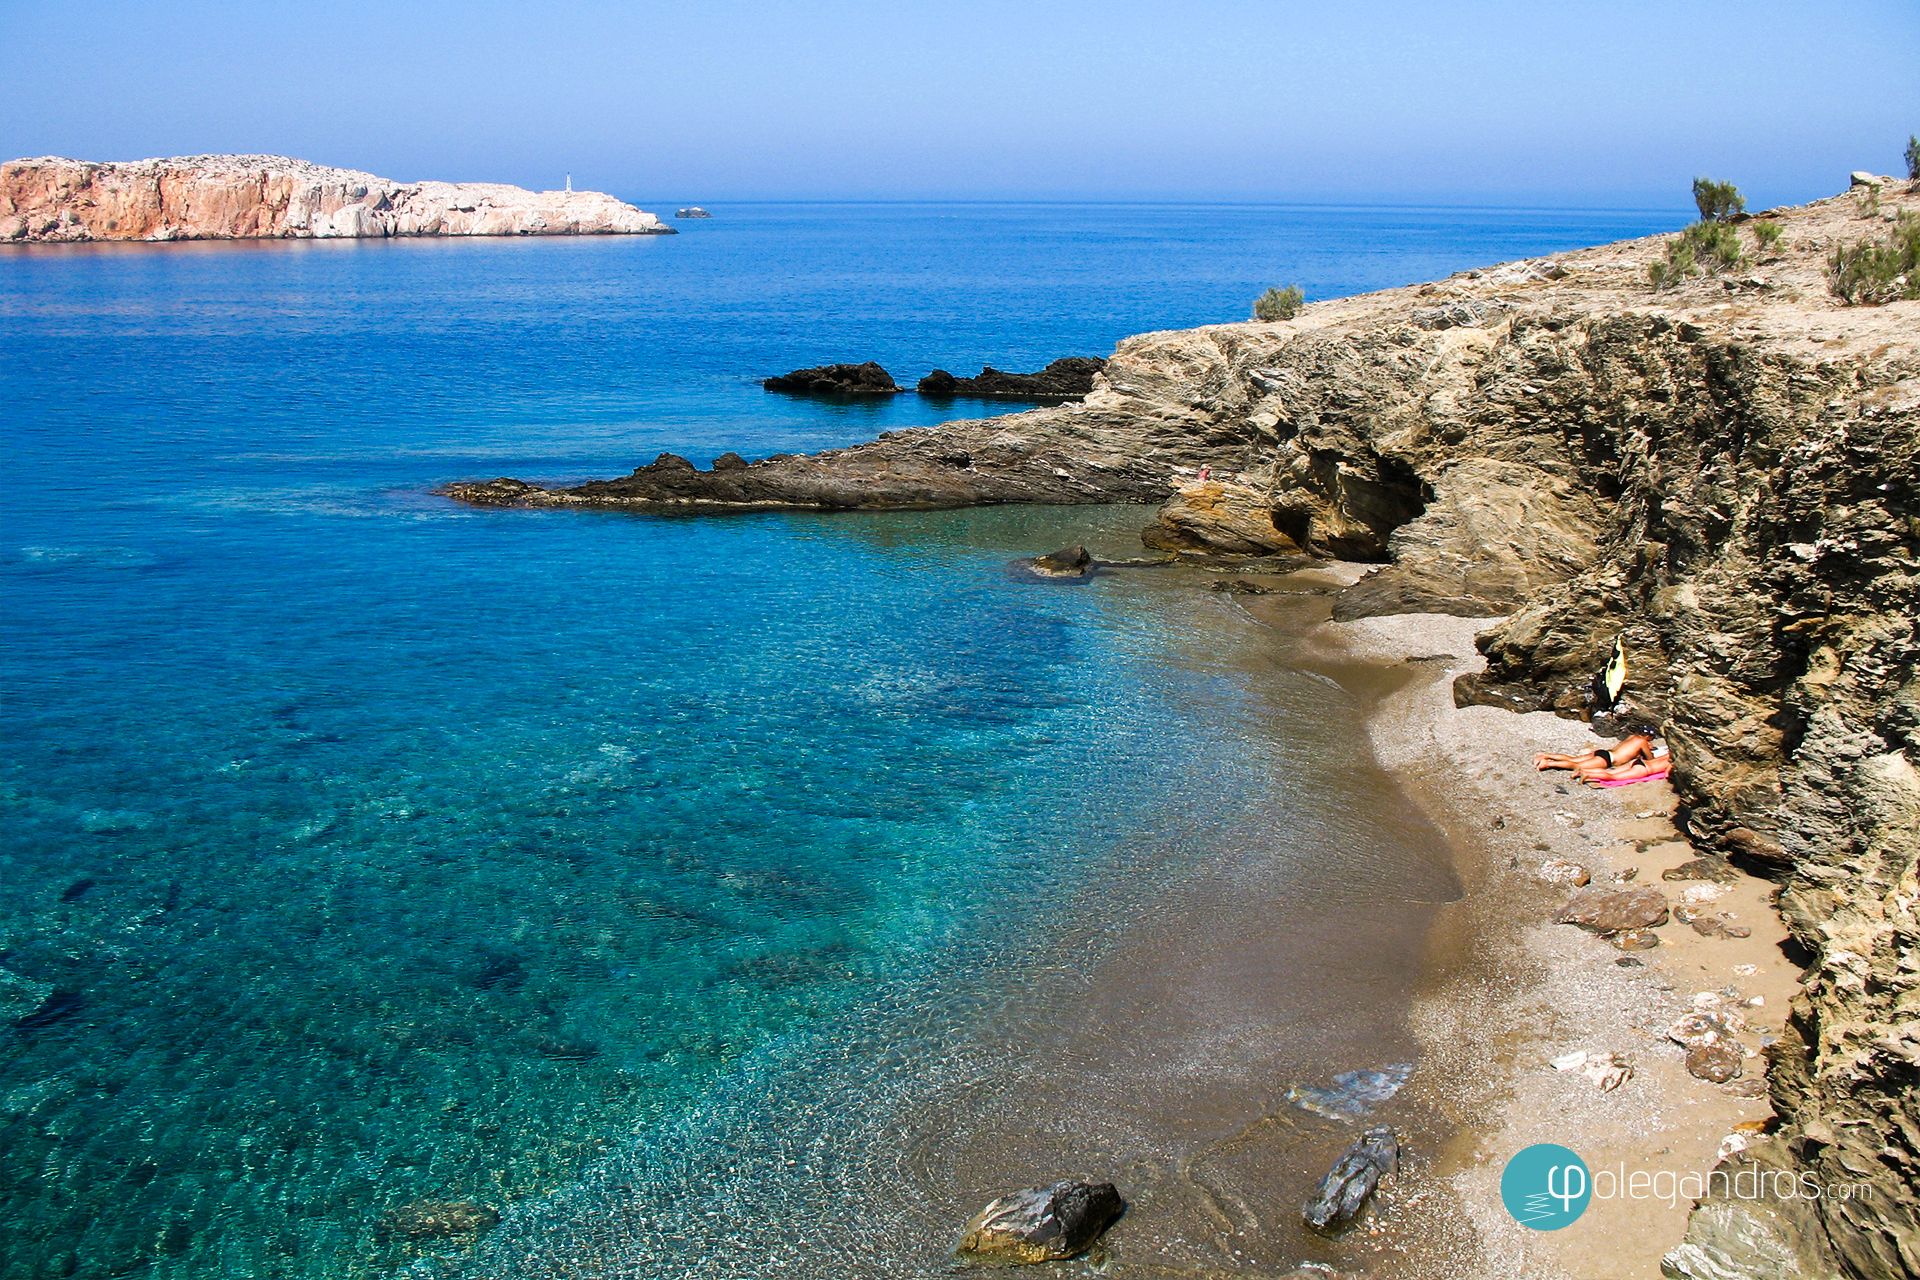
{"left": 0, "top": 154, "right": 673, "bottom": 242}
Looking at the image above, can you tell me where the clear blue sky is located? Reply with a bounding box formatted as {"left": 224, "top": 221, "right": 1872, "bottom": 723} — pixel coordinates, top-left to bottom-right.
{"left": 4, "top": 0, "right": 1915, "bottom": 207}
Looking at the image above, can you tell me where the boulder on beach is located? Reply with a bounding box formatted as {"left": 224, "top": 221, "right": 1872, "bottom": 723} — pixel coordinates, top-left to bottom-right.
{"left": 762, "top": 362, "right": 901, "bottom": 395}
{"left": 1554, "top": 885, "right": 1669, "bottom": 934}
{"left": 1303, "top": 1126, "right": 1399, "bottom": 1235}
{"left": 956, "top": 1180, "right": 1124, "bottom": 1264}
{"left": 917, "top": 357, "right": 1106, "bottom": 399}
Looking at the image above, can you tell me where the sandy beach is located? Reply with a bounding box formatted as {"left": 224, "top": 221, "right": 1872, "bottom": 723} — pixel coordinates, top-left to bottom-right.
{"left": 1233, "top": 562, "right": 1802, "bottom": 1277}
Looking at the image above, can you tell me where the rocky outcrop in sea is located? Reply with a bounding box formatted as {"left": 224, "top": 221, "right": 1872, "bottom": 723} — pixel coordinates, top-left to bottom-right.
{"left": 446, "top": 178, "right": 1920, "bottom": 1277}
{"left": 0, "top": 155, "right": 673, "bottom": 242}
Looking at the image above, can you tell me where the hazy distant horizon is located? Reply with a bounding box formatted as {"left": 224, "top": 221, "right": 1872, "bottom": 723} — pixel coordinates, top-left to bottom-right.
{"left": 5, "top": 0, "right": 1915, "bottom": 212}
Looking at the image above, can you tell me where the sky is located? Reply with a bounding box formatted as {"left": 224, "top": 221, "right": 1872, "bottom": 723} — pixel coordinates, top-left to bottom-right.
{"left": 3, "top": 0, "right": 1916, "bottom": 208}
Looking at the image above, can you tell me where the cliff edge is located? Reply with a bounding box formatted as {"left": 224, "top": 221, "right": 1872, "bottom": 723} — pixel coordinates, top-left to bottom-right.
{"left": 446, "top": 178, "right": 1918, "bottom": 1277}
{"left": 0, "top": 155, "right": 672, "bottom": 242}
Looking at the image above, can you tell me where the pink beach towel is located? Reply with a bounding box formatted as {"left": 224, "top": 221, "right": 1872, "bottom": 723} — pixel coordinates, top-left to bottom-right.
{"left": 1591, "top": 766, "right": 1670, "bottom": 788}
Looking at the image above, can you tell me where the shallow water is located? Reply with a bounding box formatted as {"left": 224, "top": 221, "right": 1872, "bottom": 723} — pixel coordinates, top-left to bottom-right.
{"left": 0, "top": 202, "right": 1678, "bottom": 1279}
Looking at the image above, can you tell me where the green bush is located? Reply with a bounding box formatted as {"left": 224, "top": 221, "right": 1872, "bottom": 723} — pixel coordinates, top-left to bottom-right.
{"left": 1907, "top": 134, "right": 1919, "bottom": 181}
{"left": 1253, "top": 284, "right": 1305, "bottom": 321}
{"left": 1752, "top": 220, "right": 1784, "bottom": 254}
{"left": 1681, "top": 219, "right": 1744, "bottom": 268}
{"left": 1649, "top": 239, "right": 1698, "bottom": 290}
{"left": 1651, "top": 218, "right": 1746, "bottom": 290}
{"left": 1827, "top": 212, "right": 1920, "bottom": 305}
{"left": 1692, "top": 177, "right": 1746, "bottom": 222}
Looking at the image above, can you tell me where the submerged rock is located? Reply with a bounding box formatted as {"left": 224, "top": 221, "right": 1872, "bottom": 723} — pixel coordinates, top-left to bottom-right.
{"left": 1287, "top": 1063, "right": 1413, "bottom": 1120}
{"left": 762, "top": 362, "right": 901, "bottom": 395}
{"left": 1554, "top": 885, "right": 1669, "bottom": 934}
{"left": 1303, "top": 1126, "right": 1399, "bottom": 1235}
{"left": 376, "top": 1199, "right": 500, "bottom": 1242}
{"left": 956, "top": 1179, "right": 1124, "bottom": 1264}
{"left": 917, "top": 357, "right": 1105, "bottom": 399}
{"left": 0, "top": 968, "right": 56, "bottom": 1026}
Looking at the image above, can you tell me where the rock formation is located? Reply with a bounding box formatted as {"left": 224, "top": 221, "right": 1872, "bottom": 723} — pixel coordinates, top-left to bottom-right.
{"left": 0, "top": 155, "right": 672, "bottom": 242}
{"left": 956, "top": 1180, "right": 1124, "bottom": 1263}
{"left": 917, "top": 357, "right": 1106, "bottom": 398}
{"left": 761, "top": 362, "right": 901, "bottom": 395}
{"left": 447, "top": 180, "right": 1919, "bottom": 1277}
{"left": 1302, "top": 1126, "right": 1399, "bottom": 1235}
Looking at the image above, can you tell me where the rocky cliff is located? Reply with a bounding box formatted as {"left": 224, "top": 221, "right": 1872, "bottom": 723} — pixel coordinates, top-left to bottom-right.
{"left": 0, "top": 155, "right": 671, "bottom": 242}
{"left": 451, "top": 180, "right": 1919, "bottom": 1277}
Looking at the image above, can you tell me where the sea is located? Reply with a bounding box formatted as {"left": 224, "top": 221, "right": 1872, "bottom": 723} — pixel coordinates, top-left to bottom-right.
{"left": 0, "top": 201, "right": 1680, "bottom": 1280}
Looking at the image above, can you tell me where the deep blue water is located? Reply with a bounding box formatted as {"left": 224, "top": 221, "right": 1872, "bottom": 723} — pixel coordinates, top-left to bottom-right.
{"left": 0, "top": 202, "right": 1680, "bottom": 1280}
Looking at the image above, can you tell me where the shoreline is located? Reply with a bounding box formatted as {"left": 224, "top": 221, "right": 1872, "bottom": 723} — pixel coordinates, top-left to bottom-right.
{"left": 1250, "top": 575, "right": 1799, "bottom": 1277}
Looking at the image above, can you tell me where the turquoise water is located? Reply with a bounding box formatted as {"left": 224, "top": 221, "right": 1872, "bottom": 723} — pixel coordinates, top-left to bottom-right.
{"left": 0, "top": 202, "right": 1680, "bottom": 1279}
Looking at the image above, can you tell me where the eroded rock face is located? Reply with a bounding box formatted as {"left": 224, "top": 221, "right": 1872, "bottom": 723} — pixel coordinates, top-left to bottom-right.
{"left": 0, "top": 155, "right": 671, "bottom": 241}
{"left": 956, "top": 1180, "right": 1124, "bottom": 1264}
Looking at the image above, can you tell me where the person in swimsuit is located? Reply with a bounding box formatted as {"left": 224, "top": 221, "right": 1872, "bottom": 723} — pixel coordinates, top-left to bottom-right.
{"left": 1535, "top": 733, "right": 1656, "bottom": 774}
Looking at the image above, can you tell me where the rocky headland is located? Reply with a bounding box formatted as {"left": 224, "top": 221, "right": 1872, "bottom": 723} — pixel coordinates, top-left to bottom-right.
{"left": 449, "top": 179, "right": 1918, "bottom": 1277}
{"left": 0, "top": 155, "right": 672, "bottom": 242}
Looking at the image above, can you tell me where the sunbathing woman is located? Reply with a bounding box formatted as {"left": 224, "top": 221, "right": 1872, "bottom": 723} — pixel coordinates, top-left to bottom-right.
{"left": 1535, "top": 733, "right": 1654, "bottom": 773}
{"left": 1582, "top": 753, "right": 1671, "bottom": 787}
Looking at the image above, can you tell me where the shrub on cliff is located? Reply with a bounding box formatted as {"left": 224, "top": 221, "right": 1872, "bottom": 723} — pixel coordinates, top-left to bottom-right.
{"left": 1751, "top": 219, "right": 1784, "bottom": 255}
{"left": 1253, "top": 285, "right": 1305, "bottom": 321}
{"left": 1691, "top": 177, "right": 1745, "bottom": 222}
{"left": 1649, "top": 219, "right": 1744, "bottom": 289}
{"left": 1826, "top": 212, "right": 1920, "bottom": 305}
{"left": 1907, "top": 134, "right": 1920, "bottom": 180}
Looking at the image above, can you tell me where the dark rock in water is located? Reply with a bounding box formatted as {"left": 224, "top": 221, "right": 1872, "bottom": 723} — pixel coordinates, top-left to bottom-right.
{"left": 470, "top": 952, "right": 525, "bottom": 992}
{"left": 956, "top": 1180, "right": 1124, "bottom": 1264}
{"left": 917, "top": 357, "right": 1106, "bottom": 400}
{"left": 12, "top": 989, "right": 83, "bottom": 1031}
{"left": 60, "top": 877, "right": 97, "bottom": 903}
{"left": 1028, "top": 545, "right": 1094, "bottom": 579}
{"left": 1303, "top": 1126, "right": 1399, "bottom": 1235}
{"left": 710, "top": 451, "right": 748, "bottom": 471}
{"left": 763, "top": 362, "right": 901, "bottom": 396}
{"left": 1, "top": 968, "right": 57, "bottom": 1026}
{"left": 674, "top": 206, "right": 712, "bottom": 219}
{"left": 376, "top": 1200, "right": 500, "bottom": 1242}
{"left": 1554, "top": 885, "right": 1669, "bottom": 934}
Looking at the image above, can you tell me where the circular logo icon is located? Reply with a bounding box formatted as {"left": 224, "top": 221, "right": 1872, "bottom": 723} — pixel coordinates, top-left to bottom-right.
{"left": 1500, "top": 1143, "right": 1592, "bottom": 1230}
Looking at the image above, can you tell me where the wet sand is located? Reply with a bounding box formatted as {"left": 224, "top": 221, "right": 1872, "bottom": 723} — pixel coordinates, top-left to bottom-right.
{"left": 901, "top": 566, "right": 1476, "bottom": 1278}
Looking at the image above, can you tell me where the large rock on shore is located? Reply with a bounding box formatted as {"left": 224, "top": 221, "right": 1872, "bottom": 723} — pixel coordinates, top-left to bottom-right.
{"left": 0, "top": 155, "right": 672, "bottom": 242}
{"left": 918, "top": 357, "right": 1106, "bottom": 399}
